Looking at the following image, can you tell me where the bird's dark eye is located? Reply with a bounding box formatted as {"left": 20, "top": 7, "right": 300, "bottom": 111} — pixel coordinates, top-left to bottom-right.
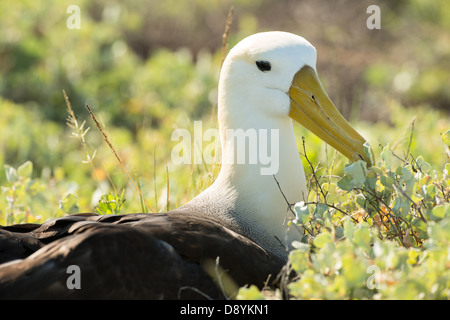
{"left": 256, "top": 60, "right": 271, "bottom": 72}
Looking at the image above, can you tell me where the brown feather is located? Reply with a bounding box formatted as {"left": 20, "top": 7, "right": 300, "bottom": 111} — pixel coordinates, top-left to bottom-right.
{"left": 0, "top": 211, "right": 285, "bottom": 299}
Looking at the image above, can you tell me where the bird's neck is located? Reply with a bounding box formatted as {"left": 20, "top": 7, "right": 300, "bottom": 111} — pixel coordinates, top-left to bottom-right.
{"left": 189, "top": 103, "right": 308, "bottom": 259}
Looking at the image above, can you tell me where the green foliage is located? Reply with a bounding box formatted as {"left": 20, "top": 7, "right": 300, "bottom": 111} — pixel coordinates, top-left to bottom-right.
{"left": 236, "top": 285, "right": 265, "bottom": 300}
{"left": 239, "top": 137, "right": 450, "bottom": 300}
{"left": 1, "top": 161, "right": 53, "bottom": 224}
{"left": 59, "top": 193, "right": 80, "bottom": 214}
{"left": 96, "top": 191, "right": 126, "bottom": 215}
{"left": 285, "top": 217, "right": 450, "bottom": 299}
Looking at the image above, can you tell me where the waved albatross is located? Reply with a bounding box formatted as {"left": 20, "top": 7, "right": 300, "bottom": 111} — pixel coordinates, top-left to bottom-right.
{"left": 0, "top": 31, "right": 371, "bottom": 299}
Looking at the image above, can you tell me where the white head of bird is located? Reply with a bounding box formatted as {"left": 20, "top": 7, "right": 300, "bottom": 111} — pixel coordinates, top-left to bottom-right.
{"left": 185, "top": 31, "right": 371, "bottom": 259}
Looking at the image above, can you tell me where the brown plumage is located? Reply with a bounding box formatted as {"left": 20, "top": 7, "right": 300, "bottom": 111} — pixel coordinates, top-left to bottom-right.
{"left": 0, "top": 211, "right": 284, "bottom": 299}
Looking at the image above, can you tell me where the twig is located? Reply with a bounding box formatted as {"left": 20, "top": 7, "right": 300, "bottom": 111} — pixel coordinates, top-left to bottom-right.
{"left": 272, "top": 175, "right": 313, "bottom": 236}
{"left": 272, "top": 175, "right": 296, "bottom": 219}
{"left": 302, "top": 137, "right": 327, "bottom": 201}
{"left": 304, "top": 201, "right": 357, "bottom": 223}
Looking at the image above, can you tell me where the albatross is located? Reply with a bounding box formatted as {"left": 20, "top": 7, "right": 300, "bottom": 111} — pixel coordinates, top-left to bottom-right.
{"left": 0, "top": 31, "right": 371, "bottom": 299}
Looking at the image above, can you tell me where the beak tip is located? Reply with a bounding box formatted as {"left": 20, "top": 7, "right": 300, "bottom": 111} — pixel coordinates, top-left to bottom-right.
{"left": 353, "top": 154, "right": 363, "bottom": 163}
{"left": 355, "top": 154, "right": 374, "bottom": 167}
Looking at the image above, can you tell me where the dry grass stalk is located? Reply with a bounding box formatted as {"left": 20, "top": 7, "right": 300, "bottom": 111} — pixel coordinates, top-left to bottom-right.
{"left": 220, "top": 5, "right": 234, "bottom": 70}
{"left": 63, "top": 90, "right": 112, "bottom": 193}
{"left": 85, "top": 103, "right": 154, "bottom": 213}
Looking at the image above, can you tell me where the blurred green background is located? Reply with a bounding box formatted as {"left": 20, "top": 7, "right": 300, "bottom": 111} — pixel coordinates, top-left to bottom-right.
{"left": 0, "top": 0, "right": 449, "bottom": 223}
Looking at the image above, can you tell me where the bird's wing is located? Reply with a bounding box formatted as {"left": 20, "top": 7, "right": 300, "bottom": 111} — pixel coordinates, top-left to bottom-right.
{"left": 0, "top": 212, "right": 284, "bottom": 299}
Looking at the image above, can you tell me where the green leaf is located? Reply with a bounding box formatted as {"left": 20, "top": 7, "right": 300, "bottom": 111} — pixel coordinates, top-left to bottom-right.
{"left": 289, "top": 243, "right": 310, "bottom": 273}
{"left": 441, "top": 129, "right": 450, "bottom": 145}
{"left": 365, "top": 171, "right": 378, "bottom": 190}
{"left": 398, "top": 165, "right": 416, "bottom": 198}
{"left": 4, "top": 165, "right": 18, "bottom": 183}
{"left": 237, "top": 285, "right": 265, "bottom": 300}
{"left": 363, "top": 141, "right": 375, "bottom": 166}
{"left": 415, "top": 156, "right": 431, "bottom": 173}
{"left": 337, "top": 175, "right": 354, "bottom": 191}
{"left": 294, "top": 202, "right": 310, "bottom": 224}
{"left": 344, "top": 160, "right": 368, "bottom": 187}
{"left": 401, "top": 165, "right": 414, "bottom": 182}
{"left": 59, "top": 193, "right": 79, "bottom": 214}
{"left": 370, "top": 166, "right": 383, "bottom": 175}
{"left": 314, "top": 203, "right": 329, "bottom": 220}
{"left": 353, "top": 222, "right": 371, "bottom": 249}
{"left": 422, "top": 184, "right": 436, "bottom": 199}
{"left": 355, "top": 193, "right": 366, "bottom": 208}
{"left": 343, "top": 217, "right": 354, "bottom": 240}
{"left": 431, "top": 204, "right": 450, "bottom": 220}
{"left": 96, "top": 191, "right": 126, "bottom": 215}
{"left": 17, "top": 161, "right": 33, "bottom": 179}
{"left": 407, "top": 248, "right": 421, "bottom": 265}
{"left": 392, "top": 195, "right": 411, "bottom": 218}
{"left": 341, "top": 253, "right": 367, "bottom": 287}
{"left": 313, "top": 231, "right": 333, "bottom": 249}
{"left": 380, "top": 173, "right": 394, "bottom": 188}
{"left": 381, "top": 145, "right": 392, "bottom": 169}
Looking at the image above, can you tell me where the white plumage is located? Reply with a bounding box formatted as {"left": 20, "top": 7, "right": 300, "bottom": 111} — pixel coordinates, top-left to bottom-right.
{"left": 183, "top": 31, "right": 370, "bottom": 259}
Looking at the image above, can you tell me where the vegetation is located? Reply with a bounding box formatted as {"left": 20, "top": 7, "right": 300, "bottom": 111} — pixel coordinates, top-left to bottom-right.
{"left": 0, "top": 0, "right": 449, "bottom": 299}
{"left": 240, "top": 133, "right": 450, "bottom": 299}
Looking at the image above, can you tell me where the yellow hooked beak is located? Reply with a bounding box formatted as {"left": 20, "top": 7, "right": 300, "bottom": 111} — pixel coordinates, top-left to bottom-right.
{"left": 289, "top": 65, "right": 373, "bottom": 166}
